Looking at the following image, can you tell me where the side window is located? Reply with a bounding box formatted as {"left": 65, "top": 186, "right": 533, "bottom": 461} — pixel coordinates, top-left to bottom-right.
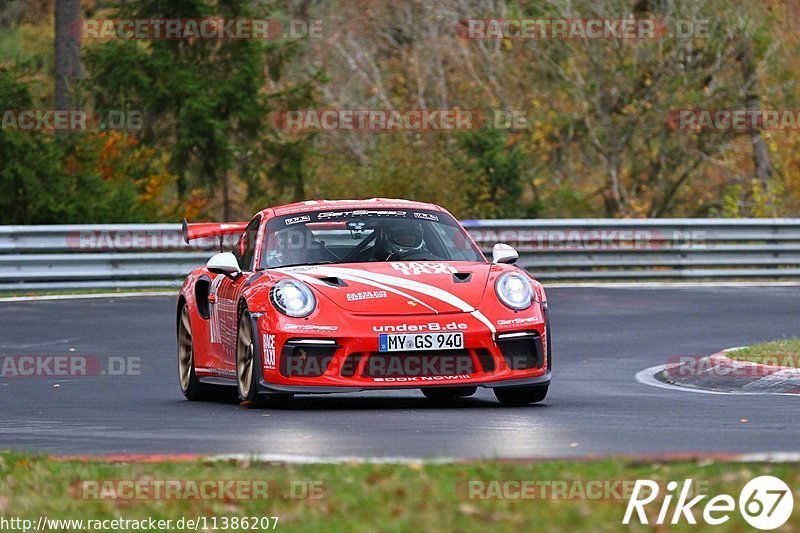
{"left": 234, "top": 217, "right": 260, "bottom": 271}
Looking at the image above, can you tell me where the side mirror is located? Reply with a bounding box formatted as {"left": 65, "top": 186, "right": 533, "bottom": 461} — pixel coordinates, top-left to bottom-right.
{"left": 492, "top": 243, "right": 519, "bottom": 264}
{"left": 207, "top": 252, "right": 242, "bottom": 277}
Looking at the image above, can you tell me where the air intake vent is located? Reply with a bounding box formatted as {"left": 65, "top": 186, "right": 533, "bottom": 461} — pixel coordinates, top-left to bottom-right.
{"left": 280, "top": 342, "right": 338, "bottom": 377}
{"left": 316, "top": 276, "right": 347, "bottom": 287}
{"left": 497, "top": 332, "right": 544, "bottom": 370}
{"left": 452, "top": 272, "right": 472, "bottom": 283}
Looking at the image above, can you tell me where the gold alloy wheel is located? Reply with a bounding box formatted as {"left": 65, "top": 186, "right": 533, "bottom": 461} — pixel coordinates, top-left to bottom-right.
{"left": 177, "top": 305, "right": 193, "bottom": 392}
{"left": 237, "top": 310, "right": 254, "bottom": 398}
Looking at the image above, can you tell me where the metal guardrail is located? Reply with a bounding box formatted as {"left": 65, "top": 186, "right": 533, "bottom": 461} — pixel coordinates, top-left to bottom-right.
{"left": 462, "top": 219, "right": 800, "bottom": 280}
{"left": 1, "top": 219, "right": 799, "bottom": 290}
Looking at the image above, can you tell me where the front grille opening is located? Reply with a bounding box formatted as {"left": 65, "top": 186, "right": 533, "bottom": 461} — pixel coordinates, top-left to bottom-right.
{"left": 361, "top": 350, "right": 475, "bottom": 378}
{"left": 497, "top": 333, "right": 544, "bottom": 370}
{"left": 279, "top": 343, "right": 336, "bottom": 377}
{"left": 475, "top": 348, "right": 495, "bottom": 373}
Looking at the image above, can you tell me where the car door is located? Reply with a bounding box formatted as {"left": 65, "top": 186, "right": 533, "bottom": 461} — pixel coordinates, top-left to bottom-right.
{"left": 209, "top": 216, "right": 261, "bottom": 373}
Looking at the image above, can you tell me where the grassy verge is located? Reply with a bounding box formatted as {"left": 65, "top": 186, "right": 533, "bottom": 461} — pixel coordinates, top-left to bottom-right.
{"left": 0, "top": 453, "right": 798, "bottom": 531}
{"left": 728, "top": 338, "right": 800, "bottom": 366}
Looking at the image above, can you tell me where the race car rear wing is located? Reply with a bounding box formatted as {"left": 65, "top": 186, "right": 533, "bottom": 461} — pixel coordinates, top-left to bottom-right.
{"left": 182, "top": 218, "right": 249, "bottom": 248}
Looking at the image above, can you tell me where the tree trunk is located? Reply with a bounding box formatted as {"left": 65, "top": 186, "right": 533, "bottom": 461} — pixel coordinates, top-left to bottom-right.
{"left": 293, "top": 169, "right": 305, "bottom": 202}
{"left": 222, "top": 169, "right": 231, "bottom": 221}
{"left": 604, "top": 152, "right": 625, "bottom": 217}
{"left": 739, "top": 37, "right": 772, "bottom": 185}
{"left": 54, "top": 0, "right": 81, "bottom": 110}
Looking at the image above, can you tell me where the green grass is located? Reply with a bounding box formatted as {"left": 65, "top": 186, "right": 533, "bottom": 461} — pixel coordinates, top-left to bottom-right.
{"left": 1, "top": 452, "right": 798, "bottom": 532}
{"left": 728, "top": 337, "right": 800, "bottom": 366}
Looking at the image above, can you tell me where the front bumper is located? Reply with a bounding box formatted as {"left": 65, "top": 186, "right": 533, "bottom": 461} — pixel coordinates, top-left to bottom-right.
{"left": 254, "top": 311, "right": 550, "bottom": 394}
{"left": 257, "top": 372, "right": 551, "bottom": 394}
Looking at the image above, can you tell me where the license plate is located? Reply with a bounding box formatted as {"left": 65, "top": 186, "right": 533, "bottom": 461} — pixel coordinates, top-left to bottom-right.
{"left": 378, "top": 332, "right": 464, "bottom": 352}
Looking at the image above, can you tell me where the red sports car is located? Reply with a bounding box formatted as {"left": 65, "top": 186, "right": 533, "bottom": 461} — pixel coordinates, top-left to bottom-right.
{"left": 177, "top": 198, "right": 551, "bottom": 406}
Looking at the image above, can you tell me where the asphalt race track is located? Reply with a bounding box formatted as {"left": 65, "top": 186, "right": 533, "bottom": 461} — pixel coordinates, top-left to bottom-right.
{"left": 1, "top": 286, "right": 799, "bottom": 459}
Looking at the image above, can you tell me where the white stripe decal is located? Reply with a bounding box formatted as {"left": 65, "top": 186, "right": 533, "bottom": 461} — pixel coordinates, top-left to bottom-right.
{"left": 278, "top": 269, "right": 438, "bottom": 313}
{"left": 319, "top": 266, "right": 475, "bottom": 312}
{"left": 471, "top": 310, "right": 496, "bottom": 336}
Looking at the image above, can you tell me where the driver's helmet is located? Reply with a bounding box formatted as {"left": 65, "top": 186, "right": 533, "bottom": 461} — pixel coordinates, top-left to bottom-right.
{"left": 382, "top": 220, "right": 425, "bottom": 257}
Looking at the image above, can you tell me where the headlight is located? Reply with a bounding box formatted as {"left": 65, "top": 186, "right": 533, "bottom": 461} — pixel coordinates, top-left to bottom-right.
{"left": 495, "top": 271, "right": 534, "bottom": 310}
{"left": 271, "top": 280, "right": 316, "bottom": 317}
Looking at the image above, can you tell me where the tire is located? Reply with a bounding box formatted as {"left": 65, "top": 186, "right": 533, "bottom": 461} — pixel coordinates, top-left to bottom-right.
{"left": 236, "top": 307, "right": 261, "bottom": 403}
{"left": 545, "top": 316, "right": 552, "bottom": 370}
{"left": 494, "top": 384, "right": 548, "bottom": 406}
{"left": 421, "top": 386, "right": 477, "bottom": 400}
{"left": 177, "top": 303, "right": 217, "bottom": 401}
{"left": 236, "top": 307, "right": 295, "bottom": 408}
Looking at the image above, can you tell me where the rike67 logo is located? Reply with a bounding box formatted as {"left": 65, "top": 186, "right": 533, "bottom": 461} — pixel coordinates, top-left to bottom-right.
{"left": 623, "top": 476, "right": 794, "bottom": 530}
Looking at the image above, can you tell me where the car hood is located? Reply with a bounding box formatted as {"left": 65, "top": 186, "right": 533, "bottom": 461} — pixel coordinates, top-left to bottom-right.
{"left": 273, "top": 262, "right": 492, "bottom": 315}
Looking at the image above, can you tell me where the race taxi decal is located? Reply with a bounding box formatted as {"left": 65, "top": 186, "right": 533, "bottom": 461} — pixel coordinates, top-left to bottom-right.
{"left": 390, "top": 262, "right": 458, "bottom": 275}
{"left": 262, "top": 334, "right": 276, "bottom": 369}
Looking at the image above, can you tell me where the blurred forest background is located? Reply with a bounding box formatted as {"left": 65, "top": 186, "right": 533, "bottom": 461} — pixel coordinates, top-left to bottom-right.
{"left": 1, "top": 0, "right": 799, "bottom": 223}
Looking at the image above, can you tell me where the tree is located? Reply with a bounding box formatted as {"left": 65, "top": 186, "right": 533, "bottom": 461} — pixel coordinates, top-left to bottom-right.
{"left": 457, "top": 128, "right": 531, "bottom": 218}
{"left": 82, "top": 0, "right": 295, "bottom": 220}
{"left": 0, "top": 69, "right": 160, "bottom": 223}
{"left": 54, "top": 0, "right": 81, "bottom": 110}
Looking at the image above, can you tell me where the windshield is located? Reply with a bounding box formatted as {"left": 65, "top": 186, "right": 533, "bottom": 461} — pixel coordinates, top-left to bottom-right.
{"left": 260, "top": 209, "right": 484, "bottom": 269}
